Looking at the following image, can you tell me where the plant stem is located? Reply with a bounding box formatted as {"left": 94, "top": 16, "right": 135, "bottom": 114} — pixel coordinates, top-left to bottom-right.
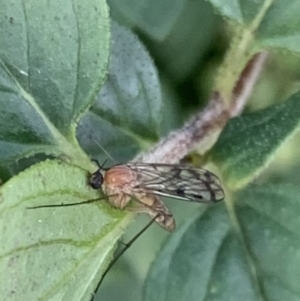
{"left": 135, "top": 52, "right": 268, "bottom": 164}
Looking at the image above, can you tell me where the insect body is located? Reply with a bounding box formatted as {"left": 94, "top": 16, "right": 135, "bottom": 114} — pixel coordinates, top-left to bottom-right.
{"left": 90, "top": 163, "right": 224, "bottom": 231}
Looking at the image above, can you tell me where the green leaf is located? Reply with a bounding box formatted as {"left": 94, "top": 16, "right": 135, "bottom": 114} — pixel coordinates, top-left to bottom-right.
{"left": 207, "top": 0, "right": 300, "bottom": 53}
{"left": 0, "top": 160, "right": 132, "bottom": 301}
{"left": 0, "top": 0, "right": 110, "bottom": 165}
{"left": 255, "top": 1, "right": 300, "bottom": 53}
{"left": 210, "top": 91, "right": 300, "bottom": 190}
{"left": 0, "top": 154, "right": 48, "bottom": 183}
{"left": 107, "top": 0, "right": 186, "bottom": 40}
{"left": 144, "top": 183, "right": 300, "bottom": 301}
{"left": 207, "top": 0, "right": 265, "bottom": 23}
{"left": 78, "top": 22, "right": 162, "bottom": 163}
{"left": 149, "top": 0, "right": 218, "bottom": 82}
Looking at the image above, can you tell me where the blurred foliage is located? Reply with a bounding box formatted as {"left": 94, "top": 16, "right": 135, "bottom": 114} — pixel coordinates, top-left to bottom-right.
{"left": 1, "top": 0, "right": 300, "bottom": 301}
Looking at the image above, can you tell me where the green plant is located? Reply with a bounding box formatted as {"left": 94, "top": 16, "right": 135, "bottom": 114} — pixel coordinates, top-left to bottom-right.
{"left": 1, "top": 1, "right": 300, "bottom": 301}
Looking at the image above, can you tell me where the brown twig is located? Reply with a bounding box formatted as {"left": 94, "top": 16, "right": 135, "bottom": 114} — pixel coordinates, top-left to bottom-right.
{"left": 135, "top": 51, "right": 268, "bottom": 164}
{"left": 231, "top": 51, "right": 268, "bottom": 117}
{"left": 134, "top": 92, "right": 228, "bottom": 163}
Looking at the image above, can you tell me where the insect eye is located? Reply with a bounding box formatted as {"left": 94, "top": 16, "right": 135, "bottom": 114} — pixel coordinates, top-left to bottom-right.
{"left": 90, "top": 171, "right": 104, "bottom": 189}
{"left": 176, "top": 187, "right": 185, "bottom": 196}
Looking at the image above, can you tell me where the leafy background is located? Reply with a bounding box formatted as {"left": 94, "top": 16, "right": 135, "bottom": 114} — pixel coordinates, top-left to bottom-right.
{"left": 1, "top": 0, "right": 300, "bottom": 301}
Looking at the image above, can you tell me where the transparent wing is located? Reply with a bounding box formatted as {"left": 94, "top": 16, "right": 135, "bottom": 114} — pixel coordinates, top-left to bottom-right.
{"left": 126, "top": 163, "right": 224, "bottom": 203}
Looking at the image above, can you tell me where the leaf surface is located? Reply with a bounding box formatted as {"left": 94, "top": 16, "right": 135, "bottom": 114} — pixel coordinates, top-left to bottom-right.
{"left": 211, "top": 92, "right": 300, "bottom": 189}
{"left": 0, "top": 160, "right": 131, "bottom": 301}
{"left": 0, "top": 0, "right": 110, "bottom": 165}
{"left": 208, "top": 0, "right": 300, "bottom": 53}
{"left": 78, "top": 22, "right": 162, "bottom": 163}
{"left": 144, "top": 183, "right": 300, "bottom": 301}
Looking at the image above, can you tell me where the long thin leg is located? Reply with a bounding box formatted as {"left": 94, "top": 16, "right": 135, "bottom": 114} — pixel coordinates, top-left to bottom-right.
{"left": 129, "top": 195, "right": 176, "bottom": 231}
{"left": 91, "top": 214, "right": 158, "bottom": 301}
{"left": 27, "top": 198, "right": 103, "bottom": 209}
{"left": 27, "top": 194, "right": 117, "bottom": 209}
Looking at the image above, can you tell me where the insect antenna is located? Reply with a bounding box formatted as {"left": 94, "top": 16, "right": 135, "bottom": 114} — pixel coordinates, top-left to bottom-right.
{"left": 89, "top": 135, "right": 116, "bottom": 164}
{"left": 91, "top": 214, "right": 159, "bottom": 301}
{"left": 74, "top": 118, "right": 116, "bottom": 164}
{"left": 91, "top": 158, "right": 107, "bottom": 170}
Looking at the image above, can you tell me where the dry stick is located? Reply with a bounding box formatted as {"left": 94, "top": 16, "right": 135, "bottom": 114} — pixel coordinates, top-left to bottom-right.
{"left": 134, "top": 51, "right": 268, "bottom": 164}
{"left": 231, "top": 51, "right": 268, "bottom": 117}
{"left": 134, "top": 92, "right": 229, "bottom": 164}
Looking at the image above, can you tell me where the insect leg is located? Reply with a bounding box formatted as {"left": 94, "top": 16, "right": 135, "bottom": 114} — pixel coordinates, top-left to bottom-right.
{"left": 90, "top": 214, "right": 158, "bottom": 301}
{"left": 27, "top": 194, "right": 118, "bottom": 209}
{"left": 106, "top": 193, "right": 131, "bottom": 209}
{"left": 147, "top": 205, "right": 175, "bottom": 232}
{"left": 128, "top": 197, "right": 175, "bottom": 232}
{"left": 27, "top": 198, "right": 104, "bottom": 209}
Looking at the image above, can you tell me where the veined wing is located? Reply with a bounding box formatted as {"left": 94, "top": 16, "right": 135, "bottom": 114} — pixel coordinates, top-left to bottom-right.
{"left": 126, "top": 163, "right": 224, "bottom": 203}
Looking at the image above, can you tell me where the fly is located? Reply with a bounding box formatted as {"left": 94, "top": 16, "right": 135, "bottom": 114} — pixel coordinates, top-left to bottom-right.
{"left": 89, "top": 161, "right": 224, "bottom": 231}
{"left": 29, "top": 161, "right": 224, "bottom": 230}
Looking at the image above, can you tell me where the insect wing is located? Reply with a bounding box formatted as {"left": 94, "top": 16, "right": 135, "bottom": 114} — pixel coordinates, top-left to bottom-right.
{"left": 126, "top": 163, "right": 224, "bottom": 203}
